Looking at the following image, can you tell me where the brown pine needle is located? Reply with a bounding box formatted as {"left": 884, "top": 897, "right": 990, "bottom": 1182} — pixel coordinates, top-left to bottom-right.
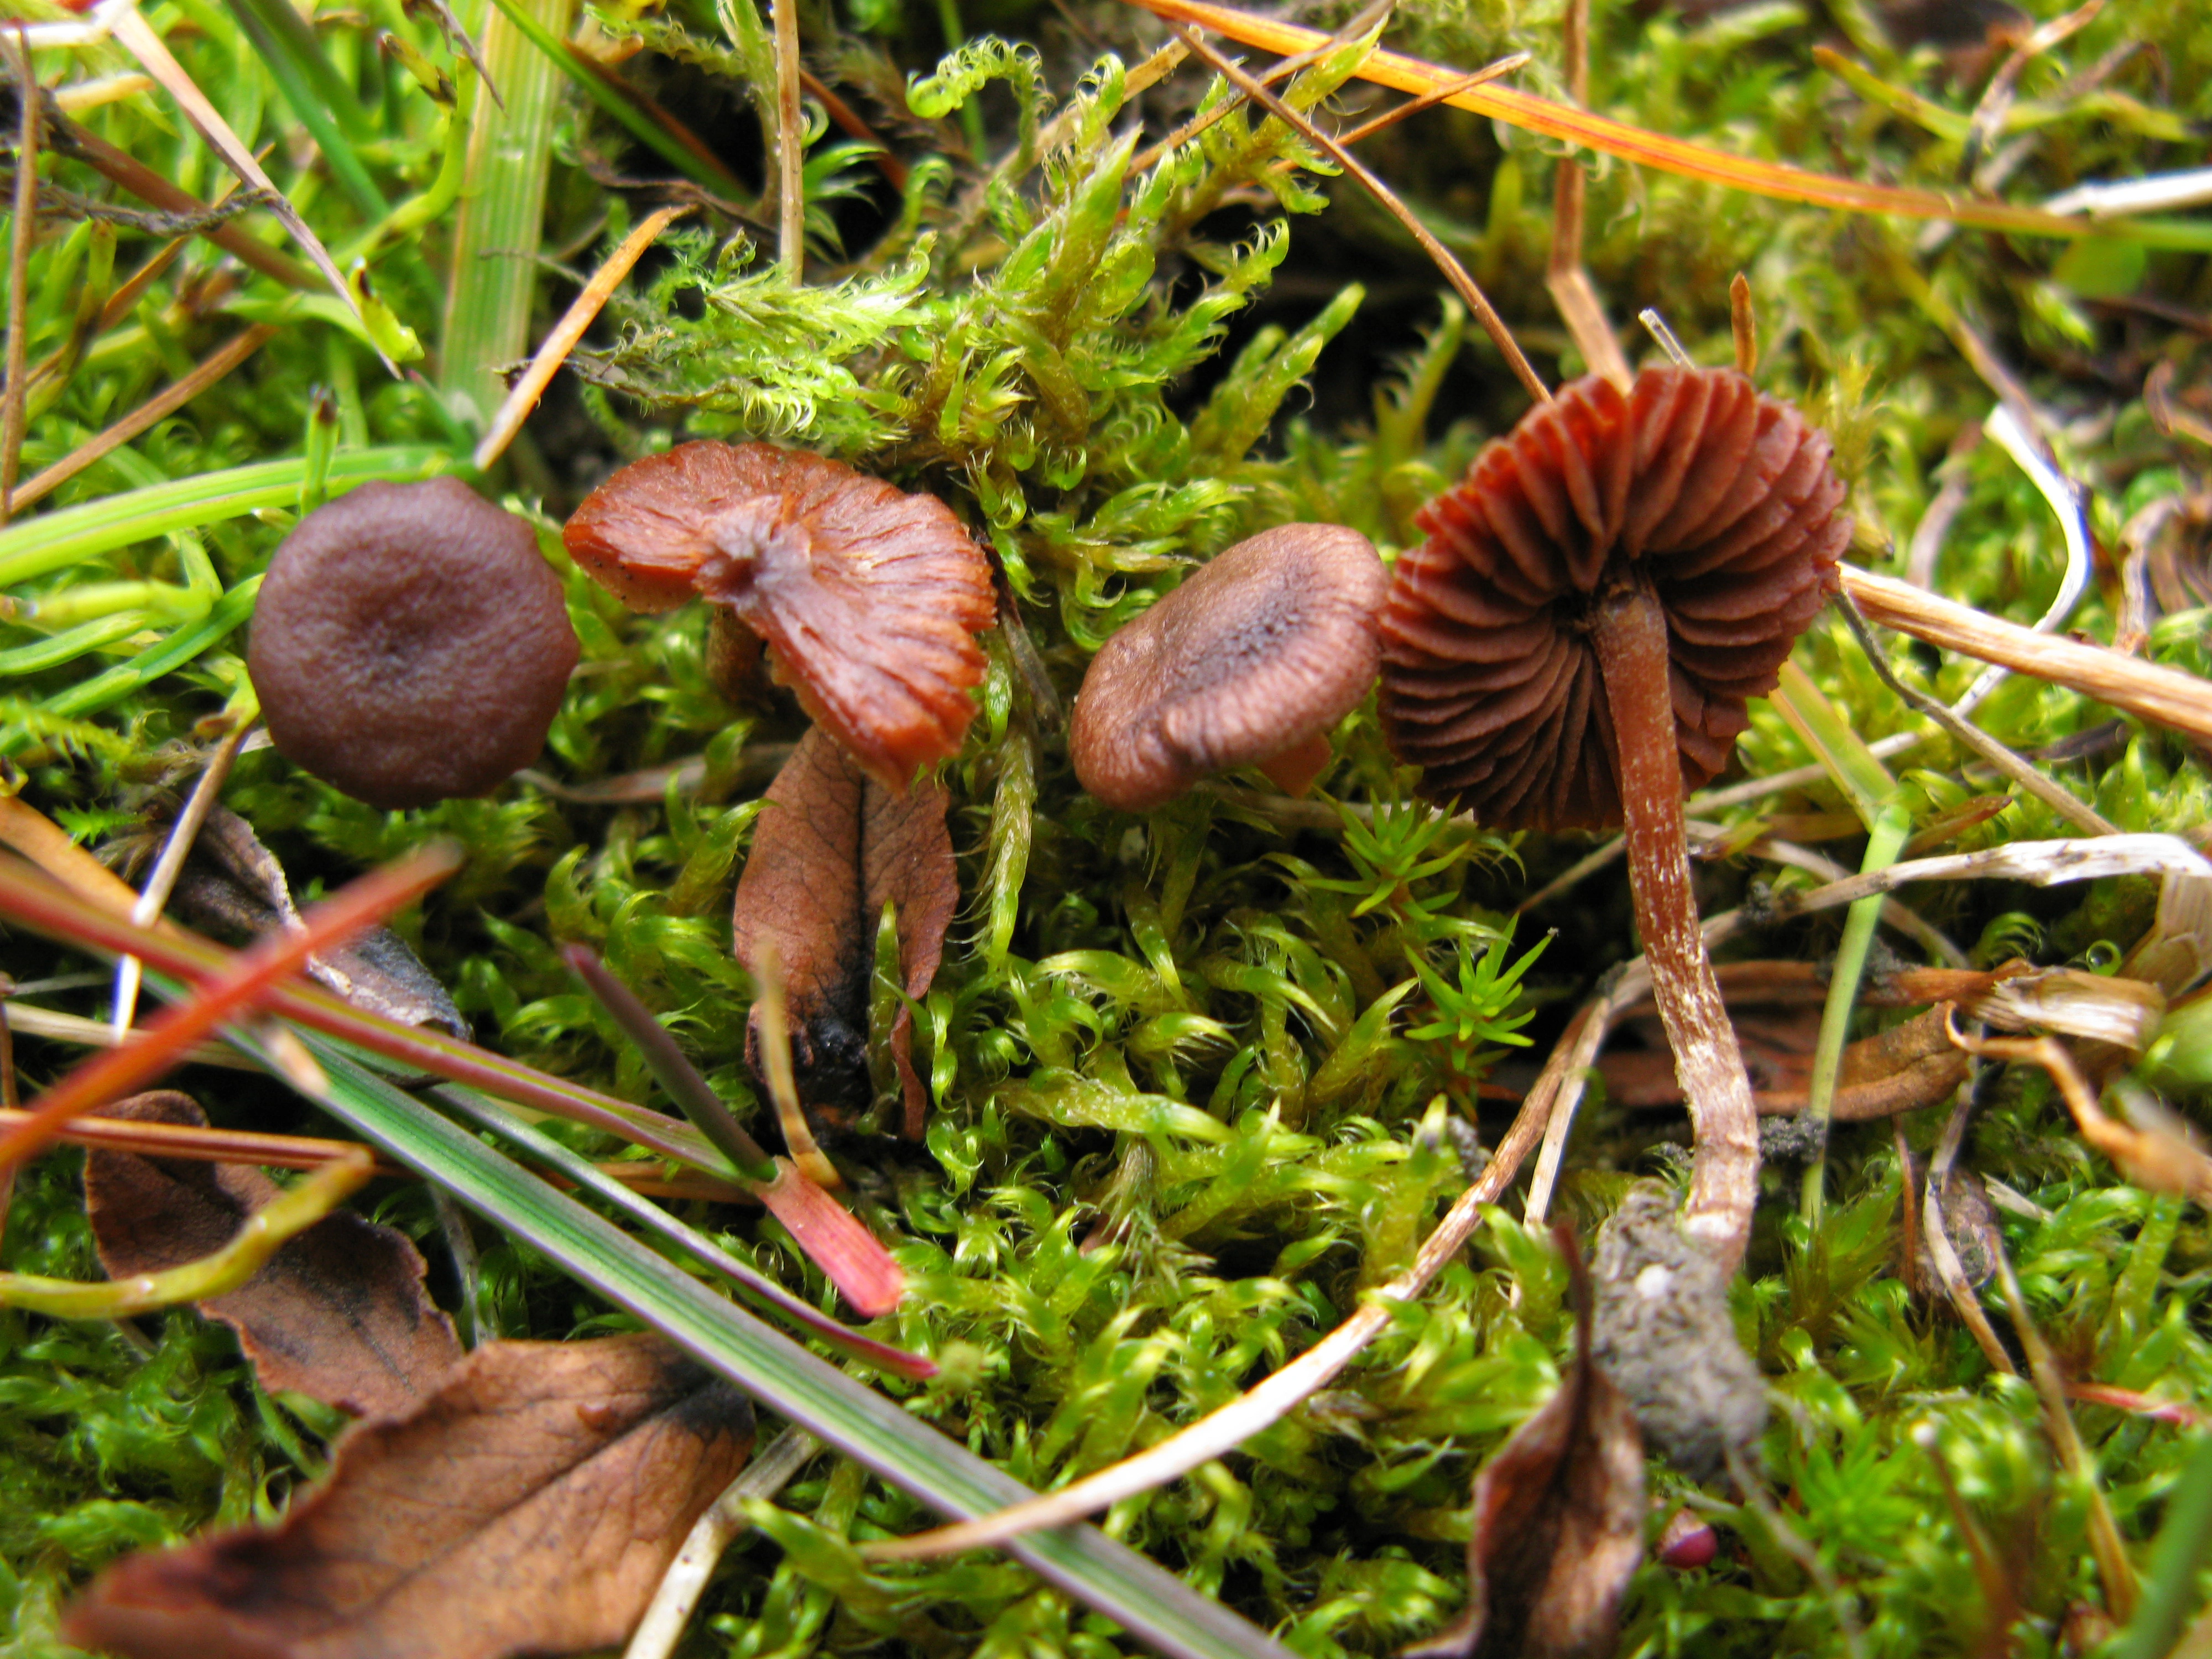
{"left": 1168, "top": 23, "right": 1550, "bottom": 405}
{"left": 474, "top": 205, "right": 690, "bottom": 471}
{"left": 1333, "top": 56, "right": 1526, "bottom": 147}
{"left": 15, "top": 325, "right": 279, "bottom": 513}
{"left": 2, "top": 27, "right": 38, "bottom": 524}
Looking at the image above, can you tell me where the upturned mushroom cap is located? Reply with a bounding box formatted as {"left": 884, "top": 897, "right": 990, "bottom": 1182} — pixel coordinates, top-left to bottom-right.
{"left": 561, "top": 442, "right": 995, "bottom": 789}
{"left": 1070, "top": 523, "right": 1387, "bottom": 812}
{"left": 248, "top": 477, "right": 578, "bottom": 811}
{"left": 1380, "top": 367, "right": 1849, "bottom": 828}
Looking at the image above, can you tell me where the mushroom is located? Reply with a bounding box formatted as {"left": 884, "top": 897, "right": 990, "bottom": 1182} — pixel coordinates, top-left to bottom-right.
{"left": 562, "top": 442, "right": 995, "bottom": 789}
{"left": 1069, "top": 523, "right": 1387, "bottom": 812}
{"left": 1379, "top": 366, "right": 1849, "bottom": 1267}
{"left": 247, "top": 477, "right": 580, "bottom": 811}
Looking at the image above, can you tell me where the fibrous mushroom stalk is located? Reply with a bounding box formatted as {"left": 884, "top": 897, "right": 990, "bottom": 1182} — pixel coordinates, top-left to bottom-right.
{"left": 1380, "top": 367, "right": 1850, "bottom": 1274}
{"left": 1588, "top": 575, "right": 1759, "bottom": 1267}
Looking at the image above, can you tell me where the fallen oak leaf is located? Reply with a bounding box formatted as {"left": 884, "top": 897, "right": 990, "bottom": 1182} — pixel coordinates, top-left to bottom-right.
{"left": 84, "top": 1091, "right": 461, "bottom": 1418}
{"left": 63, "top": 1333, "right": 755, "bottom": 1659}
{"left": 1407, "top": 1226, "right": 1645, "bottom": 1659}
{"left": 731, "top": 726, "right": 957, "bottom": 1141}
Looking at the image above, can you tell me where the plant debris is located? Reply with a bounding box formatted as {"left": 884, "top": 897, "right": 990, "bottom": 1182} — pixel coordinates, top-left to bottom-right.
{"left": 1407, "top": 1227, "right": 1645, "bottom": 1659}
{"left": 84, "top": 1091, "right": 461, "bottom": 1418}
{"left": 729, "top": 726, "right": 957, "bottom": 1140}
{"left": 61, "top": 1334, "right": 755, "bottom": 1659}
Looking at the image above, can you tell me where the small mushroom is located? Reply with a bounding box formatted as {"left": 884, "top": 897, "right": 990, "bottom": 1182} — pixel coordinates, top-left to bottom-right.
{"left": 247, "top": 478, "right": 579, "bottom": 811}
{"left": 1069, "top": 523, "right": 1387, "bottom": 812}
{"left": 1380, "top": 367, "right": 1848, "bottom": 1268}
{"left": 562, "top": 442, "right": 995, "bottom": 789}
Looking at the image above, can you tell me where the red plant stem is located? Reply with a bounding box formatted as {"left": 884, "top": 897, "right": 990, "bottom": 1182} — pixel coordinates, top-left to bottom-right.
{"left": 0, "top": 844, "right": 460, "bottom": 1174}
{"left": 1589, "top": 579, "right": 1759, "bottom": 1271}
{"left": 0, "top": 856, "right": 720, "bottom": 1170}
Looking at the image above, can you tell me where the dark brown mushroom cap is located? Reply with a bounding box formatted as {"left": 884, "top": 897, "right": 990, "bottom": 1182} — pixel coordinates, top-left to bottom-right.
{"left": 1070, "top": 523, "right": 1387, "bottom": 811}
{"left": 247, "top": 477, "right": 578, "bottom": 812}
{"left": 1380, "top": 367, "right": 1850, "bottom": 830}
{"left": 561, "top": 442, "right": 995, "bottom": 789}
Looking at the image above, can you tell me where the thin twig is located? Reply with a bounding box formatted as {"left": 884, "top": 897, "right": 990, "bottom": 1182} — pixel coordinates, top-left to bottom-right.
{"left": 1130, "top": 0, "right": 1389, "bottom": 175}
{"left": 1545, "top": 0, "right": 1629, "bottom": 390}
{"left": 624, "top": 1427, "right": 820, "bottom": 1659}
{"left": 112, "top": 721, "right": 252, "bottom": 1037}
{"left": 1169, "top": 23, "right": 1550, "bottom": 405}
{"left": 14, "top": 325, "right": 278, "bottom": 512}
{"left": 2, "top": 27, "right": 39, "bottom": 524}
{"left": 475, "top": 204, "right": 690, "bottom": 470}
{"left": 1332, "top": 55, "right": 1526, "bottom": 147}
{"left": 1835, "top": 592, "right": 2120, "bottom": 837}
{"left": 771, "top": 0, "right": 804, "bottom": 280}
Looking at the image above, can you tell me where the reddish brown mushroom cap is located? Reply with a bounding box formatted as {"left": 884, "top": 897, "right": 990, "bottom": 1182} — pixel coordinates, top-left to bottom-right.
{"left": 1070, "top": 523, "right": 1387, "bottom": 812}
{"left": 247, "top": 478, "right": 578, "bottom": 812}
{"left": 1380, "top": 367, "right": 1850, "bottom": 828}
{"left": 562, "top": 442, "right": 995, "bottom": 789}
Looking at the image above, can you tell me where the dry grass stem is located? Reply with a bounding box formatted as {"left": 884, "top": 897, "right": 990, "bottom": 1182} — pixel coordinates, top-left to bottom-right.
{"left": 1921, "top": 1073, "right": 2019, "bottom": 1373}
{"left": 1543, "top": 0, "right": 1630, "bottom": 390}
{"left": 1842, "top": 566, "right": 2212, "bottom": 747}
{"left": 772, "top": 0, "right": 804, "bottom": 279}
{"left": 624, "top": 1428, "right": 820, "bottom": 1659}
{"left": 1834, "top": 593, "right": 2120, "bottom": 837}
{"left": 867, "top": 1032, "right": 1567, "bottom": 1562}
{"left": 111, "top": 721, "right": 253, "bottom": 1036}
{"left": 15, "top": 325, "right": 279, "bottom": 513}
{"left": 474, "top": 205, "right": 691, "bottom": 471}
{"left": 1948, "top": 404, "right": 2093, "bottom": 714}
{"left": 747, "top": 942, "right": 839, "bottom": 1188}
{"left": 1168, "top": 24, "right": 1551, "bottom": 405}
{"left": 2, "top": 28, "right": 39, "bottom": 524}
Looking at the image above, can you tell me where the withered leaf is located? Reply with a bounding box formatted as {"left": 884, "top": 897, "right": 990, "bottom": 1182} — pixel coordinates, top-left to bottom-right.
{"left": 62, "top": 1333, "right": 755, "bottom": 1659}
{"left": 172, "top": 804, "right": 469, "bottom": 1039}
{"left": 731, "top": 726, "right": 957, "bottom": 1140}
{"left": 85, "top": 1092, "right": 461, "bottom": 1418}
{"left": 1408, "top": 1228, "right": 1645, "bottom": 1659}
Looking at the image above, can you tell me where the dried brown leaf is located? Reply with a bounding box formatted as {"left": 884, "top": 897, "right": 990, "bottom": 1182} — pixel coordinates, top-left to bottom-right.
{"left": 1408, "top": 1228, "right": 1645, "bottom": 1659}
{"left": 731, "top": 726, "right": 957, "bottom": 1140}
{"left": 84, "top": 1092, "right": 460, "bottom": 1418}
{"left": 62, "top": 1333, "right": 755, "bottom": 1659}
{"left": 171, "top": 805, "right": 468, "bottom": 1039}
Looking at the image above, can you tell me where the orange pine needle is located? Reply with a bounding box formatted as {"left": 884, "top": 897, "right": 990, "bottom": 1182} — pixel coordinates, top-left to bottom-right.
{"left": 0, "top": 843, "right": 460, "bottom": 1173}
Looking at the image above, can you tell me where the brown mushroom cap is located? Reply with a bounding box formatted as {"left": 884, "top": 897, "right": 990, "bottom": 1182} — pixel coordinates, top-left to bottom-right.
{"left": 561, "top": 442, "right": 995, "bottom": 789}
{"left": 1070, "top": 523, "right": 1387, "bottom": 812}
{"left": 247, "top": 477, "right": 578, "bottom": 811}
{"left": 1380, "top": 367, "right": 1849, "bottom": 828}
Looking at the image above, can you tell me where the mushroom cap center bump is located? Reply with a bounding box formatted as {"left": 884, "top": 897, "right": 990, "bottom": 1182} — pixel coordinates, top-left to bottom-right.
{"left": 564, "top": 441, "right": 995, "bottom": 790}
{"left": 1379, "top": 366, "right": 1851, "bottom": 831}
{"left": 1070, "top": 522, "right": 1388, "bottom": 812}
{"left": 247, "top": 477, "right": 580, "bottom": 812}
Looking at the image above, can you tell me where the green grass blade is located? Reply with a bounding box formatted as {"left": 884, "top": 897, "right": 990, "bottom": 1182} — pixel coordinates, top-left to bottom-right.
{"left": 224, "top": 0, "right": 389, "bottom": 217}
{"left": 40, "top": 581, "right": 261, "bottom": 719}
{"left": 255, "top": 1027, "right": 1298, "bottom": 1659}
{"left": 0, "top": 446, "right": 447, "bottom": 588}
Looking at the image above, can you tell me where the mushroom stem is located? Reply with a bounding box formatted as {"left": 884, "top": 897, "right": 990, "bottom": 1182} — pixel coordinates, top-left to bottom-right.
{"left": 1589, "top": 577, "right": 1759, "bottom": 1272}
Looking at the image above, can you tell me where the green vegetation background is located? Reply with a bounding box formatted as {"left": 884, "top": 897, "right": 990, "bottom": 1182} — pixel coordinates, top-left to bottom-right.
{"left": 2, "top": 0, "right": 2210, "bottom": 1651}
